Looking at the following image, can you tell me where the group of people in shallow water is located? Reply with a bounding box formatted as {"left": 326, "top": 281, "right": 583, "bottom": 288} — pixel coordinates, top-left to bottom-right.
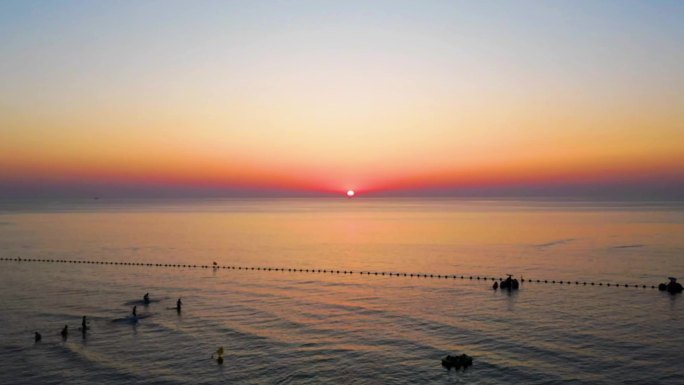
{"left": 34, "top": 293, "right": 183, "bottom": 342}
{"left": 35, "top": 315, "right": 89, "bottom": 342}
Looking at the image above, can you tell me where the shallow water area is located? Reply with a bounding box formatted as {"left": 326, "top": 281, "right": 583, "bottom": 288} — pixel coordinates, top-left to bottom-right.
{"left": 1, "top": 198, "right": 683, "bottom": 384}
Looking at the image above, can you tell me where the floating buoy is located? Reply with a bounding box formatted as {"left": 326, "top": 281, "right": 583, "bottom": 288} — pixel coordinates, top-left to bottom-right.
{"left": 212, "top": 346, "right": 225, "bottom": 364}
{"left": 0, "top": 259, "right": 665, "bottom": 292}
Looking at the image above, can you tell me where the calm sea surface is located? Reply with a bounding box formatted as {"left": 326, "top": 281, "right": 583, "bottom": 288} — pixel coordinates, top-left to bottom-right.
{"left": 1, "top": 198, "right": 683, "bottom": 384}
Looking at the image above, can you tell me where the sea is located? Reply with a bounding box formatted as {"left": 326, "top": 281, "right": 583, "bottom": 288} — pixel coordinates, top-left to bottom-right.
{"left": 0, "top": 198, "right": 683, "bottom": 384}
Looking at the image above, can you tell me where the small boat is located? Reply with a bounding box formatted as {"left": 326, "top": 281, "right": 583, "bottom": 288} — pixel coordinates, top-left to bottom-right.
{"left": 658, "top": 277, "right": 683, "bottom": 294}
{"left": 500, "top": 274, "right": 519, "bottom": 290}
{"left": 441, "top": 353, "right": 473, "bottom": 370}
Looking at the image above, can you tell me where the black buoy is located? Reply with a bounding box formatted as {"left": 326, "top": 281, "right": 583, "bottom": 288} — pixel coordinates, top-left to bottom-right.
{"left": 34, "top": 332, "right": 42, "bottom": 342}
{"left": 492, "top": 281, "right": 498, "bottom": 290}
{"left": 61, "top": 325, "right": 68, "bottom": 339}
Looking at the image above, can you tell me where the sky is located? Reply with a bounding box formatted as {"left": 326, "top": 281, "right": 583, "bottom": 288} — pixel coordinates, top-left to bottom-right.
{"left": 1, "top": 0, "right": 683, "bottom": 199}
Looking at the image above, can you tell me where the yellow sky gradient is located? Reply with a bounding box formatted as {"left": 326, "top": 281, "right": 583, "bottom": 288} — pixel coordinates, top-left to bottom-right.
{"left": 1, "top": 1, "right": 683, "bottom": 196}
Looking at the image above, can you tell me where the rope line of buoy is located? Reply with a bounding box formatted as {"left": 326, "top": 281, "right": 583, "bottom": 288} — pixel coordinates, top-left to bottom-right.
{"left": 0, "top": 257, "right": 662, "bottom": 290}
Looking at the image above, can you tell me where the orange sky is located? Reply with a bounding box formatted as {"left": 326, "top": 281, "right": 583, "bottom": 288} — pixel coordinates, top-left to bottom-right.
{"left": 1, "top": 1, "right": 683, "bottom": 198}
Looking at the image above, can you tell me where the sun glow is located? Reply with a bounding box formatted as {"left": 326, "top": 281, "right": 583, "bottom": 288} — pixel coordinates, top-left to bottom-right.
{"left": 0, "top": 2, "right": 682, "bottom": 199}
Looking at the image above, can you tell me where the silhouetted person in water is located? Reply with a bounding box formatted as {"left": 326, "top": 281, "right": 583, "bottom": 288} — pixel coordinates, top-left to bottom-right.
{"left": 132, "top": 306, "right": 137, "bottom": 317}
{"left": 34, "top": 332, "right": 42, "bottom": 342}
{"left": 176, "top": 298, "right": 182, "bottom": 312}
{"left": 81, "top": 316, "right": 88, "bottom": 332}
{"left": 143, "top": 293, "right": 150, "bottom": 305}
{"left": 61, "top": 325, "right": 68, "bottom": 339}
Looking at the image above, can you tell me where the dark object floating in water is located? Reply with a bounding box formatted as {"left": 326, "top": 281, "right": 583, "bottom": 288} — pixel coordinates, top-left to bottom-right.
{"left": 441, "top": 353, "right": 473, "bottom": 370}
{"left": 492, "top": 281, "right": 498, "bottom": 290}
{"left": 60, "top": 325, "right": 68, "bottom": 339}
{"left": 212, "top": 346, "right": 224, "bottom": 365}
{"left": 34, "top": 332, "right": 41, "bottom": 342}
{"left": 658, "top": 277, "right": 683, "bottom": 294}
{"left": 499, "top": 274, "right": 519, "bottom": 290}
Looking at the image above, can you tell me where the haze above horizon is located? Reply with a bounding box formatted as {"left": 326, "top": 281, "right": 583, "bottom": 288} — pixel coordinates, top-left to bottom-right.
{"left": 1, "top": 1, "right": 683, "bottom": 199}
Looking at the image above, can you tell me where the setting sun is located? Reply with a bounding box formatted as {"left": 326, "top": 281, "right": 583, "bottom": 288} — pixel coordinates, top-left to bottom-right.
{"left": 0, "top": 2, "right": 683, "bottom": 384}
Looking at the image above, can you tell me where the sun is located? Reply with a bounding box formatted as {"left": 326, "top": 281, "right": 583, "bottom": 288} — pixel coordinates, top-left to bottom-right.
{"left": 346, "top": 190, "right": 355, "bottom": 197}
